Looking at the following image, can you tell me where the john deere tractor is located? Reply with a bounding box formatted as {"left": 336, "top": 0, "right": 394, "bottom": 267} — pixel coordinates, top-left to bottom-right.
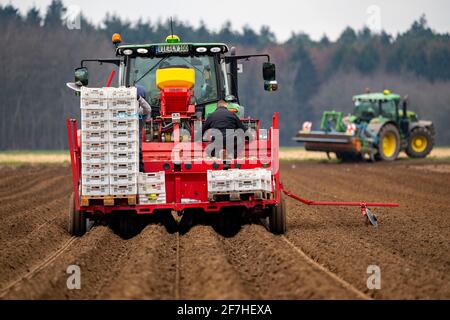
{"left": 294, "top": 90, "right": 435, "bottom": 161}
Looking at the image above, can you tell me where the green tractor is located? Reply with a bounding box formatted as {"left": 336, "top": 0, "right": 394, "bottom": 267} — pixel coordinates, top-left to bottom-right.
{"left": 294, "top": 90, "right": 435, "bottom": 161}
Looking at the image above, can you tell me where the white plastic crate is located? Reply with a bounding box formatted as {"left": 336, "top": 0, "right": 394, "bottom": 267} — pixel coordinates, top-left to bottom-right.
{"left": 81, "top": 119, "right": 109, "bottom": 131}
{"left": 109, "top": 109, "right": 139, "bottom": 121}
{"left": 108, "top": 130, "right": 138, "bottom": 142}
{"left": 109, "top": 151, "right": 138, "bottom": 163}
{"left": 110, "top": 173, "right": 137, "bottom": 184}
{"left": 208, "top": 180, "right": 234, "bottom": 193}
{"left": 82, "top": 173, "right": 109, "bottom": 185}
{"left": 81, "top": 98, "right": 108, "bottom": 109}
{"left": 110, "top": 162, "right": 138, "bottom": 174}
{"left": 234, "top": 169, "right": 272, "bottom": 192}
{"left": 108, "top": 87, "right": 137, "bottom": 100}
{"left": 207, "top": 169, "right": 272, "bottom": 193}
{"left": 207, "top": 170, "right": 235, "bottom": 193}
{"left": 81, "top": 109, "right": 108, "bottom": 121}
{"left": 81, "top": 87, "right": 108, "bottom": 100}
{"left": 207, "top": 169, "right": 235, "bottom": 180}
{"left": 235, "top": 179, "right": 271, "bottom": 192}
{"left": 81, "top": 130, "right": 108, "bottom": 142}
{"left": 109, "top": 99, "right": 138, "bottom": 110}
{"left": 138, "top": 182, "right": 166, "bottom": 194}
{"left": 110, "top": 183, "right": 137, "bottom": 196}
{"left": 110, "top": 141, "right": 139, "bottom": 153}
{"left": 82, "top": 152, "right": 108, "bottom": 164}
{"left": 82, "top": 141, "right": 108, "bottom": 153}
{"left": 138, "top": 172, "right": 165, "bottom": 184}
{"left": 139, "top": 194, "right": 166, "bottom": 204}
{"left": 82, "top": 162, "right": 109, "bottom": 175}
{"left": 81, "top": 184, "right": 109, "bottom": 196}
{"left": 109, "top": 119, "right": 139, "bottom": 131}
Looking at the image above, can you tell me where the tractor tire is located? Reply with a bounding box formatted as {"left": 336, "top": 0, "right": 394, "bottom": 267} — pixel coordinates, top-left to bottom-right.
{"left": 376, "top": 124, "right": 400, "bottom": 161}
{"left": 68, "top": 192, "right": 86, "bottom": 237}
{"left": 118, "top": 214, "right": 139, "bottom": 239}
{"left": 214, "top": 208, "right": 241, "bottom": 237}
{"left": 269, "top": 195, "right": 286, "bottom": 235}
{"left": 160, "top": 210, "right": 179, "bottom": 234}
{"left": 406, "top": 127, "right": 434, "bottom": 158}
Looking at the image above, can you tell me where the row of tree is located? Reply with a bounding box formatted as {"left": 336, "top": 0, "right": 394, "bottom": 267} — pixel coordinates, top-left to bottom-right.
{"left": 0, "top": 1, "right": 449, "bottom": 149}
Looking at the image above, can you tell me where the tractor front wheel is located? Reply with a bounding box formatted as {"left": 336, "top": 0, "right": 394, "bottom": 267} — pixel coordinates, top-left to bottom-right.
{"left": 68, "top": 192, "right": 86, "bottom": 236}
{"left": 377, "top": 124, "right": 400, "bottom": 161}
{"left": 269, "top": 195, "right": 286, "bottom": 235}
{"left": 406, "top": 127, "right": 434, "bottom": 158}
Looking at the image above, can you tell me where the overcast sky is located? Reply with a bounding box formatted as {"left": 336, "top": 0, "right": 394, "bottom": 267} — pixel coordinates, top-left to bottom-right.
{"left": 4, "top": 0, "right": 450, "bottom": 41}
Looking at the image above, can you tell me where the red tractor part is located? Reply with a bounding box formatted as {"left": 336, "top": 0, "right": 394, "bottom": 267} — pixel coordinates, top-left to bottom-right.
{"left": 160, "top": 88, "right": 195, "bottom": 117}
{"left": 279, "top": 183, "right": 399, "bottom": 227}
{"left": 105, "top": 69, "right": 116, "bottom": 87}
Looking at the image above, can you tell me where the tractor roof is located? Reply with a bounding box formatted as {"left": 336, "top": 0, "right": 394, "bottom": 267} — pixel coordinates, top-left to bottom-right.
{"left": 353, "top": 92, "right": 401, "bottom": 102}
{"left": 116, "top": 42, "right": 229, "bottom": 57}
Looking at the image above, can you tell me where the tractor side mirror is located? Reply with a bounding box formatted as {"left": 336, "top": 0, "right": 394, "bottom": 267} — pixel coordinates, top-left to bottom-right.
{"left": 75, "top": 67, "right": 89, "bottom": 87}
{"left": 263, "top": 62, "right": 278, "bottom": 92}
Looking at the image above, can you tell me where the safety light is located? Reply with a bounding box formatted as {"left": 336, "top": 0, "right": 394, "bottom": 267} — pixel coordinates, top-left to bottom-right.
{"left": 112, "top": 33, "right": 122, "bottom": 45}
{"left": 384, "top": 89, "right": 391, "bottom": 95}
{"left": 166, "top": 35, "right": 181, "bottom": 43}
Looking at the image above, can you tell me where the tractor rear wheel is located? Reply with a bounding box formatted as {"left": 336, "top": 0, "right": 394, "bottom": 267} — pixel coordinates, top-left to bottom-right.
{"left": 68, "top": 192, "right": 86, "bottom": 236}
{"left": 269, "top": 195, "right": 286, "bottom": 235}
{"left": 118, "top": 214, "right": 139, "bottom": 239}
{"left": 406, "top": 127, "right": 434, "bottom": 158}
{"left": 377, "top": 124, "right": 400, "bottom": 161}
{"left": 214, "top": 208, "right": 242, "bottom": 237}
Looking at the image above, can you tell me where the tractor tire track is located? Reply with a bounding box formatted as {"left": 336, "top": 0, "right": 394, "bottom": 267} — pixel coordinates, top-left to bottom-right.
{"left": 281, "top": 161, "right": 450, "bottom": 299}
{"left": 0, "top": 236, "right": 78, "bottom": 298}
{"left": 216, "top": 224, "right": 360, "bottom": 299}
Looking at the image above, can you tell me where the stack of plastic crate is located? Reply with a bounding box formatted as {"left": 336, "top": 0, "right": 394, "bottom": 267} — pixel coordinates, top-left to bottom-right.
{"left": 108, "top": 87, "right": 139, "bottom": 196}
{"left": 138, "top": 171, "right": 166, "bottom": 204}
{"left": 207, "top": 168, "right": 272, "bottom": 199}
{"left": 234, "top": 168, "right": 272, "bottom": 193}
{"left": 80, "top": 87, "right": 110, "bottom": 196}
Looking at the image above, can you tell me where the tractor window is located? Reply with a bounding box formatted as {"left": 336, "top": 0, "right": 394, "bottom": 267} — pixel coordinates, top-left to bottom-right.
{"left": 129, "top": 55, "right": 219, "bottom": 105}
{"left": 353, "top": 100, "right": 378, "bottom": 122}
{"left": 381, "top": 100, "right": 396, "bottom": 119}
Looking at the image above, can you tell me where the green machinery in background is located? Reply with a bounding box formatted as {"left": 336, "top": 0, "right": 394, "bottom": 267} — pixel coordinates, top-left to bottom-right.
{"left": 294, "top": 90, "right": 435, "bottom": 161}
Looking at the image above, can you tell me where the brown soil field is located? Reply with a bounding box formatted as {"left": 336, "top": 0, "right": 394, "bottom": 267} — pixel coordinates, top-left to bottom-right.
{"left": 0, "top": 161, "right": 449, "bottom": 299}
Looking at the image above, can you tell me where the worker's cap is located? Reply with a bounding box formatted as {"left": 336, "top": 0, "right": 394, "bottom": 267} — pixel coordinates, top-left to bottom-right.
{"left": 136, "top": 84, "right": 146, "bottom": 99}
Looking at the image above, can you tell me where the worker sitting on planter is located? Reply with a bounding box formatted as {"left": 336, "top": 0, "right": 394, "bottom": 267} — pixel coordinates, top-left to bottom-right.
{"left": 202, "top": 100, "right": 247, "bottom": 159}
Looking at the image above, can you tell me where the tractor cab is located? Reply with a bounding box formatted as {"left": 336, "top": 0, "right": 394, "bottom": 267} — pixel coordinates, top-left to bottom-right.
{"left": 352, "top": 91, "right": 401, "bottom": 124}
{"left": 112, "top": 35, "right": 277, "bottom": 120}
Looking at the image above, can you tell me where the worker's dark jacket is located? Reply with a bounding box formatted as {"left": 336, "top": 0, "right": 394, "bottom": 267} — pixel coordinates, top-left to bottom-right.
{"left": 202, "top": 107, "right": 246, "bottom": 136}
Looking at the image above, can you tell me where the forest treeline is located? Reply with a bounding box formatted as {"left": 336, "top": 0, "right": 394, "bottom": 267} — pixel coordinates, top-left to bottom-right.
{"left": 1, "top": 1, "right": 449, "bottom": 148}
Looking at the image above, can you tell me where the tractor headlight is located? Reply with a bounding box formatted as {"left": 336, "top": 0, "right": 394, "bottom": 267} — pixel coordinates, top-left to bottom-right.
{"left": 137, "top": 48, "right": 148, "bottom": 54}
